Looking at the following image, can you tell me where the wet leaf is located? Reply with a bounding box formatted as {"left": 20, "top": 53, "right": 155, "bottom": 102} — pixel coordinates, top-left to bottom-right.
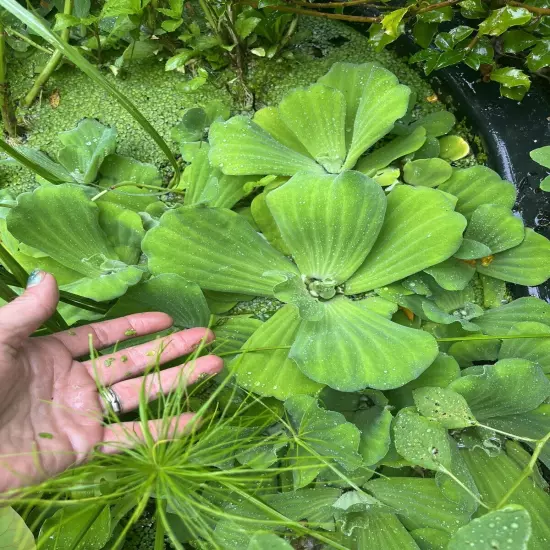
{"left": 0, "top": 507, "right": 35, "bottom": 550}
{"left": 413, "top": 386, "right": 477, "bottom": 429}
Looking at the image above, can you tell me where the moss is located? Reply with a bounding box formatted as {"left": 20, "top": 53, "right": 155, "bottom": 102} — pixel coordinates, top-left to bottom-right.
{"left": 1, "top": 17, "right": 456, "bottom": 191}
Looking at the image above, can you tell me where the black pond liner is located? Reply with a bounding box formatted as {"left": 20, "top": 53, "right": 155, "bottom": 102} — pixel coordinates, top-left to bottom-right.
{"left": 391, "top": 36, "right": 550, "bottom": 303}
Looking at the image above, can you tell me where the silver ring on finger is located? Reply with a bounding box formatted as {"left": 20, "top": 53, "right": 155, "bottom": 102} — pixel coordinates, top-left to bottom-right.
{"left": 103, "top": 387, "right": 122, "bottom": 415}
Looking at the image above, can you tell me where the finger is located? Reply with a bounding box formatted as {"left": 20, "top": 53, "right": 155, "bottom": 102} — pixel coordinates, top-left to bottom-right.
{"left": 0, "top": 271, "right": 59, "bottom": 348}
{"left": 101, "top": 413, "right": 197, "bottom": 453}
{"left": 47, "top": 312, "right": 174, "bottom": 357}
{"left": 103, "top": 356, "right": 223, "bottom": 413}
{"left": 83, "top": 327, "right": 215, "bottom": 385}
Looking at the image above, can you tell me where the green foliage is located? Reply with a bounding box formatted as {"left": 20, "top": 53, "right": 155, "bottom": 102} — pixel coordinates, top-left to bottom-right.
{"left": 271, "top": 1, "right": 550, "bottom": 100}
{"left": 2, "top": 58, "right": 550, "bottom": 550}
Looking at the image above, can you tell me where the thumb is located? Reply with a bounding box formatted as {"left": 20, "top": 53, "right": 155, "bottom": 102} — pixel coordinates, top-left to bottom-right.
{"left": 0, "top": 270, "right": 59, "bottom": 347}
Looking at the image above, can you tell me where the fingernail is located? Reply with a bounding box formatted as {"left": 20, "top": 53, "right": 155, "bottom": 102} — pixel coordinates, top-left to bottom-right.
{"left": 27, "top": 269, "right": 45, "bottom": 288}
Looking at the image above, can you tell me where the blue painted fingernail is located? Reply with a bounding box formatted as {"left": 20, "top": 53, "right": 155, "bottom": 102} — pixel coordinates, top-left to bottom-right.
{"left": 27, "top": 269, "right": 44, "bottom": 288}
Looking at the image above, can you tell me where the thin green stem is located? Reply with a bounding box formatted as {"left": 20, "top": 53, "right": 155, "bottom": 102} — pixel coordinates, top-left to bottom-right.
{"left": 476, "top": 423, "right": 538, "bottom": 444}
{"left": 0, "top": 21, "right": 16, "bottom": 136}
{"left": 436, "top": 333, "right": 550, "bottom": 342}
{"left": 438, "top": 465, "right": 491, "bottom": 510}
{"left": 5, "top": 26, "right": 53, "bottom": 54}
{"left": 22, "top": 0, "right": 73, "bottom": 108}
{"left": 0, "top": 136, "right": 64, "bottom": 183}
{"left": 91, "top": 181, "right": 186, "bottom": 202}
{"left": 496, "top": 430, "right": 550, "bottom": 509}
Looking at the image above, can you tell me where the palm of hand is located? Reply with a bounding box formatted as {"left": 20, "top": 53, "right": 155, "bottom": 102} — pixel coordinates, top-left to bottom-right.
{"left": 0, "top": 273, "right": 222, "bottom": 494}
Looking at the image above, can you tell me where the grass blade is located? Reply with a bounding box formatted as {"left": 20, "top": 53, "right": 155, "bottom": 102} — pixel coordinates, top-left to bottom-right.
{"left": 0, "top": 0, "right": 180, "bottom": 185}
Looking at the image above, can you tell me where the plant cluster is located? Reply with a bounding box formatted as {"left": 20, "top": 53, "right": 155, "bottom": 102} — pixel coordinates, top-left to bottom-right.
{"left": 257, "top": 0, "right": 550, "bottom": 100}
{"left": 1, "top": 60, "right": 550, "bottom": 549}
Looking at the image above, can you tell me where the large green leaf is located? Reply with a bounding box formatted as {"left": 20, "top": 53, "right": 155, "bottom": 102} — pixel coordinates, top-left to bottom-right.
{"left": 0, "top": 507, "right": 35, "bottom": 550}
{"left": 289, "top": 297, "right": 438, "bottom": 391}
{"left": 247, "top": 534, "right": 293, "bottom": 550}
{"left": 284, "top": 395, "right": 362, "bottom": 489}
{"left": 386, "top": 353, "right": 461, "bottom": 409}
{"left": 438, "top": 166, "right": 516, "bottom": 220}
{"left": 448, "top": 359, "right": 550, "bottom": 420}
{"left": 278, "top": 84, "right": 347, "bottom": 173}
{"left": 474, "top": 297, "right": 550, "bottom": 335}
{"left": 462, "top": 447, "right": 550, "bottom": 549}
{"left": 208, "top": 116, "right": 323, "bottom": 176}
{"left": 98, "top": 153, "right": 161, "bottom": 188}
{"left": 57, "top": 119, "right": 117, "bottom": 184}
{"left": 464, "top": 204, "right": 525, "bottom": 254}
{"left": 267, "top": 171, "right": 386, "bottom": 285}
{"left": 498, "top": 321, "right": 550, "bottom": 373}
{"left": 366, "top": 477, "right": 473, "bottom": 534}
{"left": 234, "top": 305, "right": 323, "bottom": 400}
{"left": 7, "top": 185, "right": 119, "bottom": 277}
{"left": 476, "top": 228, "right": 550, "bottom": 285}
{"left": 346, "top": 186, "right": 466, "bottom": 293}
{"left": 143, "top": 206, "right": 298, "bottom": 296}
{"left": 448, "top": 505, "right": 531, "bottom": 550}
{"left": 354, "top": 406, "right": 393, "bottom": 466}
{"left": 355, "top": 127, "right": 427, "bottom": 176}
{"left": 107, "top": 274, "right": 210, "bottom": 328}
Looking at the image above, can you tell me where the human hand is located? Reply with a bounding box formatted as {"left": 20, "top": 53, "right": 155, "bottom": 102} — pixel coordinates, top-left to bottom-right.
{"left": 0, "top": 271, "right": 222, "bottom": 493}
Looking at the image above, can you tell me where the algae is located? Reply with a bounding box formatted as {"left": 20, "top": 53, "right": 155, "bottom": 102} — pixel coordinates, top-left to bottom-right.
{"left": 1, "top": 17, "right": 463, "bottom": 192}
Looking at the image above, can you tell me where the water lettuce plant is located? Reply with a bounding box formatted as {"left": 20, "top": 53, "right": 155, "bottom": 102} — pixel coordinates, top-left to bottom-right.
{"left": 2, "top": 59, "right": 550, "bottom": 550}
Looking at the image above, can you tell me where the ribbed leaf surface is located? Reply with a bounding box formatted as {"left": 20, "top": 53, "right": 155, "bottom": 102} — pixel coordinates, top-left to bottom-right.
{"left": 474, "top": 297, "right": 550, "bottom": 335}
{"left": 438, "top": 166, "right": 516, "bottom": 220}
{"left": 344, "top": 66, "right": 410, "bottom": 170}
{"left": 7, "top": 185, "right": 117, "bottom": 277}
{"left": 234, "top": 305, "right": 323, "bottom": 400}
{"left": 498, "top": 321, "right": 550, "bottom": 373}
{"left": 465, "top": 204, "right": 525, "bottom": 254}
{"left": 107, "top": 274, "right": 210, "bottom": 329}
{"left": 346, "top": 186, "right": 466, "bottom": 293}
{"left": 253, "top": 107, "right": 311, "bottom": 156}
{"left": 279, "top": 84, "right": 347, "bottom": 173}
{"left": 344, "top": 513, "right": 421, "bottom": 549}
{"left": 208, "top": 116, "right": 323, "bottom": 176}
{"left": 477, "top": 228, "right": 550, "bottom": 285}
{"left": 143, "top": 206, "right": 298, "bottom": 296}
{"left": 366, "top": 478, "right": 473, "bottom": 534}
{"left": 183, "top": 145, "right": 248, "bottom": 208}
{"left": 267, "top": 171, "right": 386, "bottom": 285}
{"left": 289, "top": 297, "right": 438, "bottom": 391}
